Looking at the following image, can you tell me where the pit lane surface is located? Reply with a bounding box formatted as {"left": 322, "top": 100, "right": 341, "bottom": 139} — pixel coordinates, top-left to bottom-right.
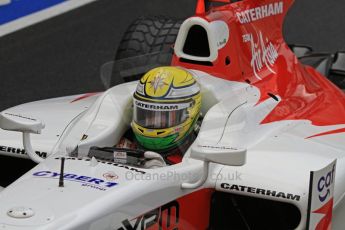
{"left": 0, "top": 0, "right": 344, "bottom": 186}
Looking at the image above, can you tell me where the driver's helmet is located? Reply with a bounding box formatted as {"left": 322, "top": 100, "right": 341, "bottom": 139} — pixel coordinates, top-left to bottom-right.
{"left": 131, "top": 66, "right": 201, "bottom": 151}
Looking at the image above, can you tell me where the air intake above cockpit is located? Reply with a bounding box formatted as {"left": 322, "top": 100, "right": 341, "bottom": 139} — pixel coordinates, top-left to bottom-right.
{"left": 183, "top": 25, "right": 210, "bottom": 57}
{"left": 174, "top": 17, "right": 229, "bottom": 63}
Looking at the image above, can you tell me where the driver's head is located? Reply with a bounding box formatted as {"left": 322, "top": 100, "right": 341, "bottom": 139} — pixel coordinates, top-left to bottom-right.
{"left": 131, "top": 66, "right": 201, "bottom": 151}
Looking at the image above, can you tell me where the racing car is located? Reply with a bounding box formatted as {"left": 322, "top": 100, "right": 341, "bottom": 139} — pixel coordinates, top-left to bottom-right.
{"left": 0, "top": 0, "right": 345, "bottom": 229}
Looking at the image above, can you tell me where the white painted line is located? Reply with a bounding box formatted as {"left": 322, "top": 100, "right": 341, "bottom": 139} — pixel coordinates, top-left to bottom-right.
{"left": 0, "top": 0, "right": 11, "bottom": 6}
{"left": 0, "top": 0, "right": 98, "bottom": 37}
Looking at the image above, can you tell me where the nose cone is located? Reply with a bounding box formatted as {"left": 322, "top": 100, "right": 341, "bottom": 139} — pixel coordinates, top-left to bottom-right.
{"left": 0, "top": 156, "right": 147, "bottom": 229}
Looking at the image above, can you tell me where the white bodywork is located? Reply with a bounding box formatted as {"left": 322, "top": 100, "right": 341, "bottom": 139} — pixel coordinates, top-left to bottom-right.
{"left": 0, "top": 71, "right": 344, "bottom": 229}
{"left": 0, "top": 94, "right": 98, "bottom": 159}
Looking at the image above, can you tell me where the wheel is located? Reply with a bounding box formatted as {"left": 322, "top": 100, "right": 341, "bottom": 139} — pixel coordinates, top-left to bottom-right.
{"left": 116, "top": 16, "right": 182, "bottom": 59}
{"left": 111, "top": 17, "right": 183, "bottom": 84}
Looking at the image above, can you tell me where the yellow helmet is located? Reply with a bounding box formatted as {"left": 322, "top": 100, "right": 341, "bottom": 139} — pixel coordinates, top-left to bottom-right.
{"left": 131, "top": 66, "right": 201, "bottom": 151}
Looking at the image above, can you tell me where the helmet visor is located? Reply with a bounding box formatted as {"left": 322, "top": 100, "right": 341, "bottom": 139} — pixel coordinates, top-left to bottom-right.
{"left": 133, "top": 99, "right": 190, "bottom": 129}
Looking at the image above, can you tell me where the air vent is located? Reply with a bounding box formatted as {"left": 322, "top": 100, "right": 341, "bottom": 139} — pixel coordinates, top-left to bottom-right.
{"left": 174, "top": 17, "right": 229, "bottom": 62}
{"left": 183, "top": 25, "right": 210, "bottom": 57}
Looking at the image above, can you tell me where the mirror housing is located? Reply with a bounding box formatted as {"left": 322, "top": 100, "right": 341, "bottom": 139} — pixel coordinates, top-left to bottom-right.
{"left": 181, "top": 143, "right": 246, "bottom": 189}
{"left": 191, "top": 144, "right": 246, "bottom": 166}
{"left": 0, "top": 112, "right": 45, "bottom": 134}
{"left": 0, "top": 112, "right": 46, "bottom": 163}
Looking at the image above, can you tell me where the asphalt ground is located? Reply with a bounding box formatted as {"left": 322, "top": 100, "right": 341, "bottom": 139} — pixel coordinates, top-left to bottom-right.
{"left": 1, "top": 0, "right": 345, "bottom": 111}
{"left": 0, "top": 0, "right": 344, "bottom": 186}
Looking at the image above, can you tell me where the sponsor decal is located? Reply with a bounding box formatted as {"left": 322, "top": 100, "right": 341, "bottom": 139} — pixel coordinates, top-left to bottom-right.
{"left": 198, "top": 145, "right": 238, "bottom": 151}
{"left": 317, "top": 165, "right": 335, "bottom": 202}
{"left": 134, "top": 100, "right": 179, "bottom": 111}
{"left": 0, "top": 145, "right": 47, "bottom": 158}
{"left": 236, "top": 1, "right": 283, "bottom": 24}
{"left": 211, "top": 20, "right": 230, "bottom": 49}
{"left": 4, "top": 112, "right": 37, "bottom": 121}
{"left": 103, "top": 171, "right": 119, "bottom": 181}
{"left": 113, "top": 151, "right": 127, "bottom": 164}
{"left": 243, "top": 31, "right": 278, "bottom": 80}
{"left": 117, "top": 200, "right": 179, "bottom": 230}
{"left": 306, "top": 160, "right": 336, "bottom": 230}
{"left": 220, "top": 183, "right": 301, "bottom": 201}
{"left": 54, "top": 157, "right": 147, "bottom": 174}
{"left": 33, "top": 171, "right": 117, "bottom": 191}
{"left": 217, "top": 38, "right": 227, "bottom": 48}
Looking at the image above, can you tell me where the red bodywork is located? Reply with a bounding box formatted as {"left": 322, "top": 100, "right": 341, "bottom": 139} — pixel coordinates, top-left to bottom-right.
{"left": 169, "top": 0, "right": 345, "bottom": 229}
{"left": 123, "top": 189, "right": 213, "bottom": 230}
{"left": 173, "top": 0, "right": 345, "bottom": 132}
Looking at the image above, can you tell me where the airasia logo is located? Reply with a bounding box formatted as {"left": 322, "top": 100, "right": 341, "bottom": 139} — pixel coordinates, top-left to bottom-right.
{"left": 243, "top": 31, "right": 278, "bottom": 80}
{"left": 317, "top": 164, "right": 336, "bottom": 202}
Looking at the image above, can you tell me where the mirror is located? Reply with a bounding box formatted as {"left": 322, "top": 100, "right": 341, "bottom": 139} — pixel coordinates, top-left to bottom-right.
{"left": 0, "top": 112, "right": 45, "bottom": 134}
{"left": 190, "top": 143, "right": 246, "bottom": 166}
{"left": 181, "top": 143, "right": 246, "bottom": 189}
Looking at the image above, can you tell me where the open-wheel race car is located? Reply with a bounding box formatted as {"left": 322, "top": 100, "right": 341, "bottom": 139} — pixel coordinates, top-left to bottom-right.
{"left": 0, "top": 0, "right": 345, "bottom": 229}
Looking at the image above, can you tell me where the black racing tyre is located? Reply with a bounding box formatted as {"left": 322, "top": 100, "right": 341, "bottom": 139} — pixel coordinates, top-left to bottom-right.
{"left": 112, "top": 17, "right": 183, "bottom": 83}
{"left": 116, "top": 16, "right": 182, "bottom": 59}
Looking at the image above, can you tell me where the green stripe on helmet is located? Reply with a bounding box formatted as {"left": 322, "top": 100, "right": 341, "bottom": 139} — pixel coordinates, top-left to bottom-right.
{"left": 134, "top": 133, "right": 179, "bottom": 151}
